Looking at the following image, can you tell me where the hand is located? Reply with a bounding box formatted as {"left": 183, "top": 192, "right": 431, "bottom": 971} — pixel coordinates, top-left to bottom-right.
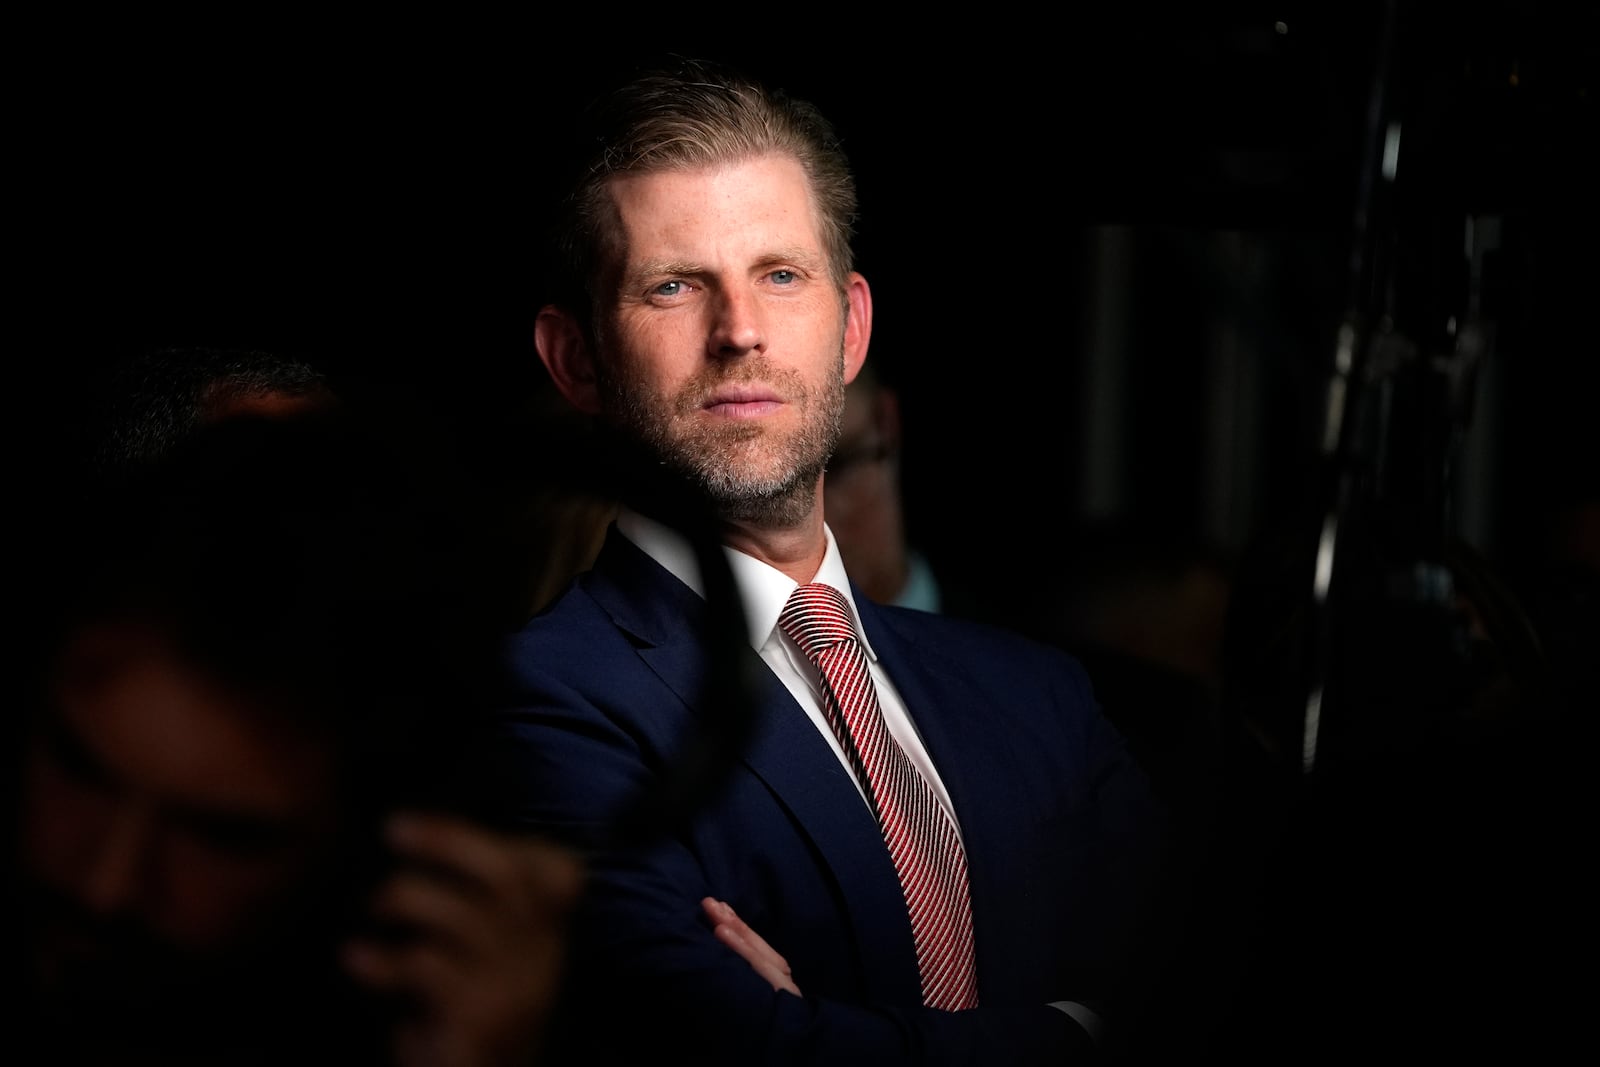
{"left": 702, "top": 896, "right": 801, "bottom": 996}
{"left": 342, "top": 812, "right": 585, "bottom": 1067}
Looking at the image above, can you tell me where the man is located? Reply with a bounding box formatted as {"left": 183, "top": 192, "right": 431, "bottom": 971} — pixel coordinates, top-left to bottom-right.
{"left": 823, "top": 360, "right": 944, "bottom": 613}
{"left": 10, "top": 405, "right": 583, "bottom": 1066}
{"left": 445, "top": 57, "right": 1171, "bottom": 1064}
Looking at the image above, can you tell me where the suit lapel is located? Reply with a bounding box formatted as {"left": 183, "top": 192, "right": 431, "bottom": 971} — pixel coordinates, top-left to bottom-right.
{"left": 854, "top": 596, "right": 1041, "bottom": 995}
{"left": 579, "top": 530, "right": 758, "bottom": 841}
{"left": 585, "top": 532, "right": 924, "bottom": 998}
{"left": 738, "top": 666, "right": 925, "bottom": 1000}
{"left": 582, "top": 528, "right": 721, "bottom": 723}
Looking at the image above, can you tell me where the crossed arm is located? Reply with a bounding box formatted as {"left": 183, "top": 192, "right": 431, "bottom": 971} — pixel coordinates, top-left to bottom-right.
{"left": 702, "top": 896, "right": 801, "bottom": 996}
{"left": 332, "top": 809, "right": 794, "bottom": 1067}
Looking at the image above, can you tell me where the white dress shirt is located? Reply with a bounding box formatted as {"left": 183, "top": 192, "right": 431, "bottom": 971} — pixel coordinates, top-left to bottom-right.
{"left": 614, "top": 506, "right": 965, "bottom": 841}
{"left": 612, "top": 507, "right": 1102, "bottom": 1043}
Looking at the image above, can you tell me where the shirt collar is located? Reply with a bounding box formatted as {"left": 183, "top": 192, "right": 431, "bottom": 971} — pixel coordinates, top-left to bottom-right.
{"left": 614, "top": 505, "right": 876, "bottom": 659}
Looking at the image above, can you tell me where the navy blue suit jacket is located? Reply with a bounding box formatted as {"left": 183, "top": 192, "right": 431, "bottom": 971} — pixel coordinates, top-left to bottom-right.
{"left": 447, "top": 527, "right": 1170, "bottom": 1065}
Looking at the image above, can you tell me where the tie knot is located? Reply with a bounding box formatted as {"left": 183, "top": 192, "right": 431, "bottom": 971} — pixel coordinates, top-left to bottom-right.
{"left": 778, "top": 583, "right": 856, "bottom": 661}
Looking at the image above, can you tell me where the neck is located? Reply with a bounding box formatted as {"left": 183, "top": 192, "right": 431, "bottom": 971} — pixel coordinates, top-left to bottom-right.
{"left": 720, "top": 507, "right": 829, "bottom": 586}
{"left": 622, "top": 457, "right": 831, "bottom": 587}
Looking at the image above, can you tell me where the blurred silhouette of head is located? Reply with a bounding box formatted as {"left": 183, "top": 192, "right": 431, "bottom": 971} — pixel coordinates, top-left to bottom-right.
{"left": 71, "top": 344, "right": 341, "bottom": 491}
{"left": 11, "top": 410, "right": 459, "bottom": 1058}
{"left": 823, "top": 361, "right": 940, "bottom": 611}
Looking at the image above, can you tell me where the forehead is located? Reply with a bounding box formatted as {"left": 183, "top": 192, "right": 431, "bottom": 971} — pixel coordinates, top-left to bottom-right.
{"left": 605, "top": 154, "right": 825, "bottom": 265}
{"left": 46, "top": 624, "right": 338, "bottom": 820}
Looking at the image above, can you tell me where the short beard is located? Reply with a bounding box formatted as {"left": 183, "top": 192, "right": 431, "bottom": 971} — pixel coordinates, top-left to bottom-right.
{"left": 599, "top": 355, "right": 845, "bottom": 530}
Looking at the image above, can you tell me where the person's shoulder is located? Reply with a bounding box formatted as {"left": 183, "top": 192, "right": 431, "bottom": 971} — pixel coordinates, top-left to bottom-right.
{"left": 871, "top": 600, "right": 1053, "bottom": 647}
{"left": 872, "top": 603, "right": 1094, "bottom": 679}
{"left": 493, "top": 555, "right": 700, "bottom": 674}
{"left": 506, "top": 573, "right": 606, "bottom": 628}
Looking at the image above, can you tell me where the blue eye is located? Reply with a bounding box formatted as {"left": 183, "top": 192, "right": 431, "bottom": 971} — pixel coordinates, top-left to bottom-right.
{"left": 771, "top": 270, "right": 796, "bottom": 285}
{"left": 654, "top": 280, "right": 684, "bottom": 297}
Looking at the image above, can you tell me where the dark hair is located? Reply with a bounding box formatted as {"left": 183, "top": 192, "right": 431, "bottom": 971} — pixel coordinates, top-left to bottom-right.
{"left": 547, "top": 55, "right": 859, "bottom": 331}
{"left": 76, "top": 345, "right": 338, "bottom": 489}
{"left": 37, "top": 410, "right": 469, "bottom": 811}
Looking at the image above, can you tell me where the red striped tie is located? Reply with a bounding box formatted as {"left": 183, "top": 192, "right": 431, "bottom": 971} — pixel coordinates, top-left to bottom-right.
{"left": 779, "top": 582, "right": 979, "bottom": 1011}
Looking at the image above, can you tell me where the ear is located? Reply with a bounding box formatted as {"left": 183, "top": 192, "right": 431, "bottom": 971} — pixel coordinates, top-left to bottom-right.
{"left": 535, "top": 305, "right": 602, "bottom": 415}
{"left": 841, "top": 272, "right": 873, "bottom": 387}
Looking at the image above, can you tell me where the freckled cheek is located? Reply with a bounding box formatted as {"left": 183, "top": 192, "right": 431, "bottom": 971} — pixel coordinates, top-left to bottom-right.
{"left": 794, "top": 315, "right": 852, "bottom": 372}
{"left": 612, "top": 322, "right": 710, "bottom": 396}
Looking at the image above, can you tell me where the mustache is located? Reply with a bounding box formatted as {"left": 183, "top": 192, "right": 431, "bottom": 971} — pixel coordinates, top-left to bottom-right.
{"left": 674, "top": 358, "right": 808, "bottom": 411}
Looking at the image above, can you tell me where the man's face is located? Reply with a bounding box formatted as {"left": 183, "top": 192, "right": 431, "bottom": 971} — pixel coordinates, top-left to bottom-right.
{"left": 17, "top": 622, "right": 346, "bottom": 1024}
{"left": 822, "top": 378, "right": 906, "bottom": 604}
{"left": 592, "top": 155, "right": 860, "bottom": 525}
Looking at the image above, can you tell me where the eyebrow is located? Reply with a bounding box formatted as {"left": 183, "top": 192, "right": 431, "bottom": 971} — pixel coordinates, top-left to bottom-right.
{"left": 631, "top": 246, "right": 826, "bottom": 280}
{"left": 36, "top": 703, "right": 321, "bottom": 836}
{"left": 631, "top": 258, "right": 702, "bottom": 281}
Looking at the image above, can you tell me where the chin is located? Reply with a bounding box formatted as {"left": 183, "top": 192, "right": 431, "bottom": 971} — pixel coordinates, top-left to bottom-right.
{"left": 710, "top": 477, "right": 817, "bottom": 528}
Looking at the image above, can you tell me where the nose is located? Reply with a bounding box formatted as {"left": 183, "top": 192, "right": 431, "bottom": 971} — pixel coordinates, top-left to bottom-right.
{"left": 80, "top": 805, "right": 155, "bottom": 917}
{"left": 707, "top": 285, "right": 765, "bottom": 359}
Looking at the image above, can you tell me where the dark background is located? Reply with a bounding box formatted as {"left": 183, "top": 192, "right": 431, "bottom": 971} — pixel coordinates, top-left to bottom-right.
{"left": 17, "top": 5, "right": 1594, "bottom": 606}
{"left": 12, "top": 5, "right": 1596, "bottom": 1057}
{"left": 15, "top": 5, "right": 1595, "bottom": 727}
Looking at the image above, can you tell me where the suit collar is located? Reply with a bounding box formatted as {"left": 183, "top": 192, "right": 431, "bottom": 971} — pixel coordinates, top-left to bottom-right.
{"left": 582, "top": 524, "right": 708, "bottom": 648}
{"left": 614, "top": 505, "right": 879, "bottom": 658}
{"left": 585, "top": 528, "right": 927, "bottom": 997}
{"left": 586, "top": 534, "right": 1012, "bottom": 850}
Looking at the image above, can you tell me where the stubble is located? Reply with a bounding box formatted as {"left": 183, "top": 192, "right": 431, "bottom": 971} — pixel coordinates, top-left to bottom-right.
{"left": 599, "top": 352, "right": 846, "bottom": 529}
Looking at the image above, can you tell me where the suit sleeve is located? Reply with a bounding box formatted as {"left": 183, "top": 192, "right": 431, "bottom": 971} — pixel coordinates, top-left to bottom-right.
{"left": 440, "top": 665, "right": 1108, "bottom": 1066}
